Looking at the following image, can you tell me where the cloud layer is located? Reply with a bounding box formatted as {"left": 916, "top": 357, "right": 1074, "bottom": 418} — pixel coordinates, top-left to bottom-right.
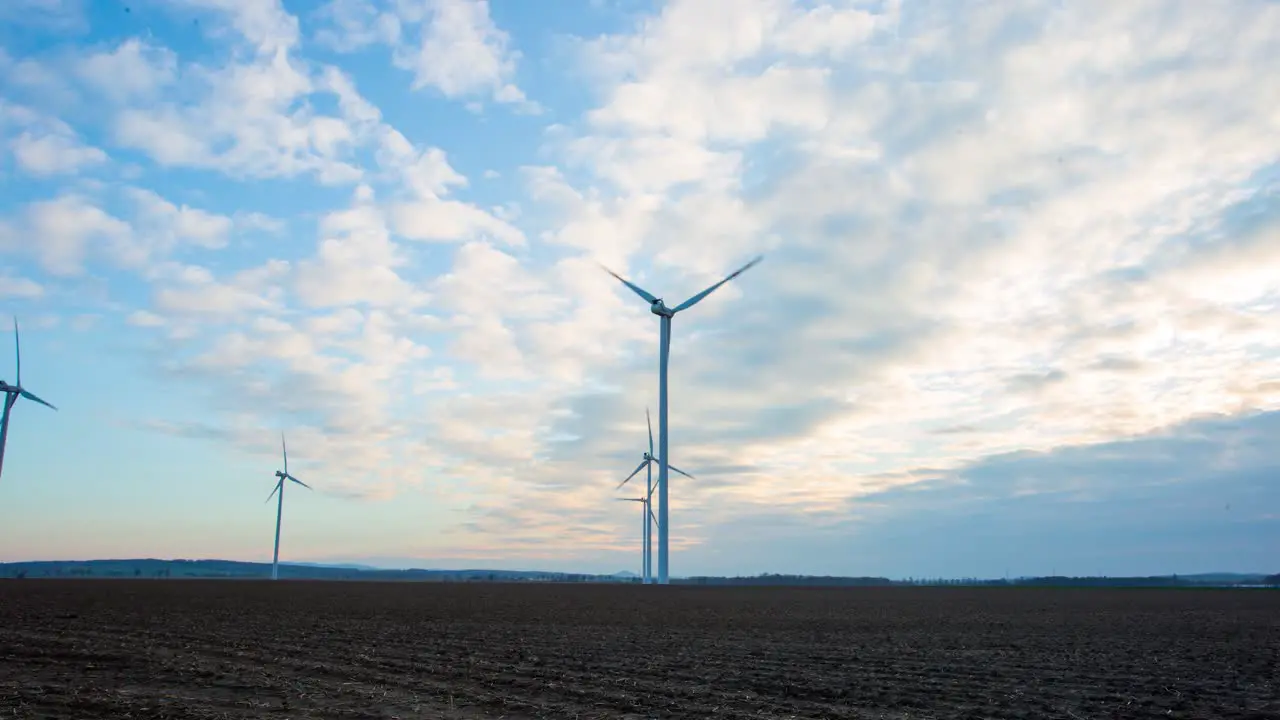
{"left": 1, "top": 0, "right": 1277, "bottom": 574}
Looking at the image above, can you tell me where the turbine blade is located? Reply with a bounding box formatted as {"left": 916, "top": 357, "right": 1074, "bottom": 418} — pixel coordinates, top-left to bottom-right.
{"left": 672, "top": 255, "right": 763, "bottom": 313}
{"left": 13, "top": 318, "right": 19, "bottom": 388}
{"left": 646, "top": 407, "right": 654, "bottom": 456}
{"left": 615, "top": 459, "right": 649, "bottom": 490}
{"left": 281, "top": 432, "right": 288, "bottom": 475}
{"left": 649, "top": 507, "right": 658, "bottom": 527}
{"left": 265, "top": 480, "right": 281, "bottom": 503}
{"left": 19, "top": 389, "right": 56, "bottom": 411}
{"left": 667, "top": 463, "right": 695, "bottom": 479}
{"left": 616, "top": 497, "right": 643, "bottom": 502}
{"left": 288, "top": 474, "right": 311, "bottom": 490}
{"left": 598, "top": 263, "right": 658, "bottom": 304}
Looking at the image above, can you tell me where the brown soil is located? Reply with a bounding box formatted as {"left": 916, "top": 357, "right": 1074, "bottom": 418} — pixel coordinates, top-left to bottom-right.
{"left": 1, "top": 581, "right": 1277, "bottom": 719}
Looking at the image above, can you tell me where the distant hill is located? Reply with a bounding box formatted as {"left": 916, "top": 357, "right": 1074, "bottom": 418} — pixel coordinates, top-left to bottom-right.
{"left": 0, "top": 560, "right": 1274, "bottom": 587}
{"left": 286, "top": 561, "right": 383, "bottom": 571}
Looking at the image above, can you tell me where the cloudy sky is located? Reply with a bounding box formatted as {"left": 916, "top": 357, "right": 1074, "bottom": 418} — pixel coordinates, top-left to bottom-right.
{"left": 0, "top": 0, "right": 1276, "bottom": 579}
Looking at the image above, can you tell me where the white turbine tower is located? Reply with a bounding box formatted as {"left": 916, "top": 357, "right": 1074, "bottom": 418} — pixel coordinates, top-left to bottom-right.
{"left": 0, "top": 318, "right": 56, "bottom": 482}
{"left": 616, "top": 407, "right": 693, "bottom": 584}
{"left": 601, "top": 257, "right": 761, "bottom": 584}
{"left": 266, "top": 433, "right": 311, "bottom": 581}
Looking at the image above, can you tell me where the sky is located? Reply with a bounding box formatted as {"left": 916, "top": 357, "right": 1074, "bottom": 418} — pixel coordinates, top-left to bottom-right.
{"left": 0, "top": 0, "right": 1277, "bottom": 579}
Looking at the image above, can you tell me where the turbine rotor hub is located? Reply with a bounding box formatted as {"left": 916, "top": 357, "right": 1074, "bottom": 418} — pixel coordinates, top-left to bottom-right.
{"left": 649, "top": 299, "right": 673, "bottom": 317}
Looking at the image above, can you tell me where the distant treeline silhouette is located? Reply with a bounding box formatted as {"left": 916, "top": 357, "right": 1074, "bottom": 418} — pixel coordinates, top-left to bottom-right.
{"left": 679, "top": 574, "right": 892, "bottom": 586}
{"left": 895, "top": 575, "right": 1277, "bottom": 588}
{"left": 679, "top": 573, "right": 1277, "bottom": 588}
{"left": 1, "top": 560, "right": 1275, "bottom": 588}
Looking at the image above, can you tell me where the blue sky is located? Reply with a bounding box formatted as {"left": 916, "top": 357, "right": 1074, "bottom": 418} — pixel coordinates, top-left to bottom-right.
{"left": 0, "top": 0, "right": 1277, "bottom": 578}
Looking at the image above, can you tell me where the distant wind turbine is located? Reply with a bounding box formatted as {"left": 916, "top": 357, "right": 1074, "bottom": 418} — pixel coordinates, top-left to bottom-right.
{"left": 266, "top": 433, "right": 311, "bottom": 581}
{"left": 0, "top": 318, "right": 56, "bottom": 482}
{"left": 616, "top": 407, "right": 693, "bottom": 584}
{"left": 616, "top": 496, "right": 648, "bottom": 581}
{"left": 602, "top": 256, "right": 760, "bottom": 585}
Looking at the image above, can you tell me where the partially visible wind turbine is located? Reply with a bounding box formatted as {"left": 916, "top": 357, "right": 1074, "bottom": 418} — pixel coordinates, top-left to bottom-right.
{"left": 602, "top": 256, "right": 761, "bottom": 584}
{"left": 616, "top": 496, "right": 648, "bottom": 582}
{"left": 616, "top": 407, "right": 693, "bottom": 584}
{"left": 266, "top": 433, "right": 311, "bottom": 581}
{"left": 0, "top": 318, "right": 56, "bottom": 482}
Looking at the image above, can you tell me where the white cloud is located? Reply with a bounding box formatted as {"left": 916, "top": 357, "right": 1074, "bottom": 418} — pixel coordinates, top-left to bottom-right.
{"left": 79, "top": 14, "right": 380, "bottom": 186}
{"left": 315, "top": 0, "right": 532, "bottom": 107}
{"left": 389, "top": 198, "right": 526, "bottom": 245}
{"left": 75, "top": 39, "right": 178, "bottom": 102}
{"left": 587, "top": 65, "right": 832, "bottom": 143}
{"left": 110, "top": 48, "right": 368, "bottom": 183}
{"left": 392, "top": 0, "right": 522, "bottom": 101}
{"left": 561, "top": 134, "right": 743, "bottom": 194}
{"left": 167, "top": 0, "right": 301, "bottom": 54}
{"left": 313, "top": 0, "right": 402, "bottom": 52}
{"left": 0, "top": 187, "right": 257, "bottom": 279}
{"left": 378, "top": 140, "right": 467, "bottom": 198}
{"left": 0, "top": 275, "right": 43, "bottom": 299}
{"left": 232, "top": 211, "right": 286, "bottom": 235}
{"left": 147, "top": 261, "right": 290, "bottom": 339}
{"left": 9, "top": 129, "right": 106, "bottom": 175}
{"left": 1, "top": 101, "right": 107, "bottom": 175}
{"left": 126, "top": 188, "right": 234, "bottom": 251}
{"left": 20, "top": 194, "right": 132, "bottom": 276}
{"left": 294, "top": 186, "right": 428, "bottom": 309}
{"left": 367, "top": 130, "right": 527, "bottom": 245}
{"left": 127, "top": 310, "right": 166, "bottom": 327}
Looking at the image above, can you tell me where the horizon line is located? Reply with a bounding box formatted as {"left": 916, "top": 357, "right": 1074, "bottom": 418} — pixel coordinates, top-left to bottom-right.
{"left": 0, "top": 557, "right": 1273, "bottom": 582}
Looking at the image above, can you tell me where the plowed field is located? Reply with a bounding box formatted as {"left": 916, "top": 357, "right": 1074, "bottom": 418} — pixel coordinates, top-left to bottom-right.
{"left": 1, "top": 581, "right": 1276, "bottom": 719}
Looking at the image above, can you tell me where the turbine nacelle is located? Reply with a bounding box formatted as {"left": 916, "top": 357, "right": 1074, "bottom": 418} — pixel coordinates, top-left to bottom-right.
{"left": 649, "top": 299, "right": 673, "bottom": 317}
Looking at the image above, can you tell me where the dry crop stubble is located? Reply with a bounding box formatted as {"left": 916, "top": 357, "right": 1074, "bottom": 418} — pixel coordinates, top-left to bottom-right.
{"left": 0, "top": 581, "right": 1277, "bottom": 719}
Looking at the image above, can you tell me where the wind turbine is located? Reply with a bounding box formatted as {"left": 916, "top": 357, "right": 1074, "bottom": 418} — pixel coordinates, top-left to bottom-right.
{"left": 266, "top": 433, "right": 311, "bottom": 581}
{"left": 616, "top": 496, "right": 648, "bottom": 582}
{"left": 0, "top": 318, "right": 56, "bottom": 482}
{"left": 616, "top": 407, "right": 693, "bottom": 584}
{"left": 601, "top": 255, "right": 761, "bottom": 585}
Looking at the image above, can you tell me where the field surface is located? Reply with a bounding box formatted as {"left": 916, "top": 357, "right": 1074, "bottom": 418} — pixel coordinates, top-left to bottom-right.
{"left": 1, "top": 581, "right": 1277, "bottom": 719}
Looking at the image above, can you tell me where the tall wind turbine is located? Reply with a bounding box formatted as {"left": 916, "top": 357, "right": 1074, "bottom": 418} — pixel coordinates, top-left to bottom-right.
{"left": 266, "top": 433, "right": 311, "bottom": 581}
{"left": 601, "top": 255, "right": 762, "bottom": 585}
{"left": 0, "top": 318, "right": 57, "bottom": 482}
{"left": 616, "top": 407, "right": 693, "bottom": 584}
